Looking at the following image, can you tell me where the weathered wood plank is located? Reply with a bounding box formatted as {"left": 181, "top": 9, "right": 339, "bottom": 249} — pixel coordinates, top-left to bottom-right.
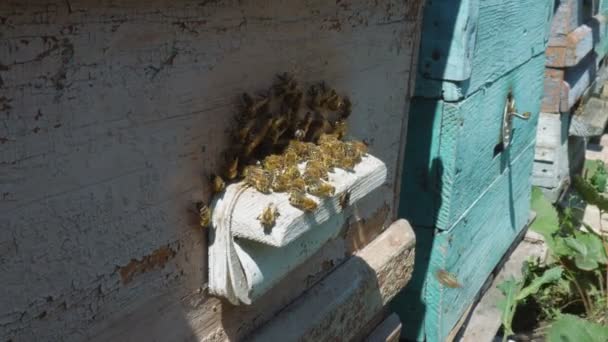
{"left": 542, "top": 53, "right": 598, "bottom": 113}
{"left": 546, "top": 24, "right": 593, "bottom": 67}
{"left": 549, "top": 0, "right": 587, "bottom": 47}
{"left": 459, "top": 231, "right": 549, "bottom": 342}
{"left": 88, "top": 202, "right": 391, "bottom": 342}
{"left": 414, "top": 0, "right": 553, "bottom": 101}
{"left": 570, "top": 96, "right": 608, "bottom": 136}
{"left": 402, "top": 54, "right": 545, "bottom": 230}
{"left": 249, "top": 219, "right": 416, "bottom": 341}
{"left": 365, "top": 313, "right": 402, "bottom": 342}
{"left": 423, "top": 141, "right": 535, "bottom": 342}
{"left": 0, "top": 1, "right": 423, "bottom": 340}
{"left": 533, "top": 112, "right": 570, "bottom": 190}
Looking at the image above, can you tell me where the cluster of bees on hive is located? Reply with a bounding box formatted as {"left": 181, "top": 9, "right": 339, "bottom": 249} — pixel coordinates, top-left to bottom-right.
{"left": 198, "top": 73, "right": 368, "bottom": 230}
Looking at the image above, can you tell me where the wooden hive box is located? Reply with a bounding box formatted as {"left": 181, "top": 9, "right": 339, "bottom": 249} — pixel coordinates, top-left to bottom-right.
{"left": 393, "top": 1, "right": 554, "bottom": 341}
{"left": 534, "top": 0, "right": 608, "bottom": 200}
{"left": 0, "top": 1, "right": 425, "bottom": 341}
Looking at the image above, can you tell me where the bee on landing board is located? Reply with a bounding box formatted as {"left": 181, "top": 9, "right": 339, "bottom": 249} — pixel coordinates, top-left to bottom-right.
{"left": 258, "top": 203, "right": 279, "bottom": 230}
{"left": 289, "top": 191, "right": 318, "bottom": 212}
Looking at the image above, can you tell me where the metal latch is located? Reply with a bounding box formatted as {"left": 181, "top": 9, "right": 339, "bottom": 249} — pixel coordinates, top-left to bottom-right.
{"left": 501, "top": 91, "right": 531, "bottom": 149}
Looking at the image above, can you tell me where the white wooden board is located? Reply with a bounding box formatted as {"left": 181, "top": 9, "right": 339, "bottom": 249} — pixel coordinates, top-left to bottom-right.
{"left": 209, "top": 154, "right": 387, "bottom": 305}
{"left": 216, "top": 154, "right": 387, "bottom": 247}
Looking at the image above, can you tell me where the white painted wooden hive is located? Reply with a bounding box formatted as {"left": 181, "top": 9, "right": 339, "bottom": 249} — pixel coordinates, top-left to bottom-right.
{"left": 208, "top": 154, "right": 387, "bottom": 305}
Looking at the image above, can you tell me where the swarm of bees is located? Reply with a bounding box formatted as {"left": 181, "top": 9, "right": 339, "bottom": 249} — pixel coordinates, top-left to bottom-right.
{"left": 199, "top": 73, "right": 369, "bottom": 231}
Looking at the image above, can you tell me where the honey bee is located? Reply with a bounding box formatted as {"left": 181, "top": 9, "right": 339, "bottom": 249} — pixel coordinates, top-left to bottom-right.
{"left": 304, "top": 160, "right": 328, "bottom": 181}
{"left": 258, "top": 203, "right": 279, "bottom": 229}
{"left": 242, "top": 93, "right": 270, "bottom": 118}
{"left": 237, "top": 118, "right": 258, "bottom": 142}
{"left": 307, "top": 117, "right": 333, "bottom": 142}
{"left": 263, "top": 154, "right": 284, "bottom": 172}
{"left": 318, "top": 133, "right": 340, "bottom": 146}
{"left": 435, "top": 270, "right": 462, "bottom": 288}
{"left": 284, "top": 165, "right": 301, "bottom": 180}
{"left": 196, "top": 202, "right": 212, "bottom": 228}
{"left": 285, "top": 91, "right": 303, "bottom": 113}
{"left": 271, "top": 172, "right": 291, "bottom": 192}
{"left": 339, "top": 97, "right": 352, "bottom": 119}
{"left": 224, "top": 155, "right": 239, "bottom": 180}
{"left": 211, "top": 174, "right": 226, "bottom": 193}
{"left": 345, "top": 142, "right": 363, "bottom": 162}
{"left": 349, "top": 140, "right": 369, "bottom": 155}
{"left": 306, "top": 180, "right": 335, "bottom": 198}
{"left": 289, "top": 191, "right": 318, "bottom": 212}
{"left": 269, "top": 115, "right": 289, "bottom": 144}
{"left": 339, "top": 191, "right": 350, "bottom": 209}
{"left": 283, "top": 150, "right": 298, "bottom": 166}
{"left": 286, "top": 140, "right": 315, "bottom": 161}
{"left": 294, "top": 112, "right": 313, "bottom": 141}
{"left": 333, "top": 120, "right": 348, "bottom": 140}
{"left": 274, "top": 73, "right": 299, "bottom": 96}
{"left": 338, "top": 155, "right": 357, "bottom": 171}
{"left": 320, "top": 153, "right": 338, "bottom": 171}
{"left": 289, "top": 177, "right": 307, "bottom": 192}
{"left": 307, "top": 83, "right": 324, "bottom": 109}
{"left": 244, "top": 117, "right": 273, "bottom": 156}
{"left": 244, "top": 166, "right": 273, "bottom": 193}
{"left": 326, "top": 92, "right": 345, "bottom": 111}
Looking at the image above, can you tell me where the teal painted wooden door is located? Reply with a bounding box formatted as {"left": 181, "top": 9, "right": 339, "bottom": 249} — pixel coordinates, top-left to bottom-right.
{"left": 392, "top": 1, "right": 555, "bottom": 341}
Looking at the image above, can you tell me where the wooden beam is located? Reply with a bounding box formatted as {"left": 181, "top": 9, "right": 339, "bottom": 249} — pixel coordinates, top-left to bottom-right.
{"left": 546, "top": 24, "right": 593, "bottom": 67}
{"left": 365, "top": 313, "right": 402, "bottom": 342}
{"left": 249, "top": 219, "right": 416, "bottom": 341}
{"left": 570, "top": 97, "right": 608, "bottom": 136}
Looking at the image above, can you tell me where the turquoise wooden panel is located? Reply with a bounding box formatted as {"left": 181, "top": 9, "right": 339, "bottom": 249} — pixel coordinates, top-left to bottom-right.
{"left": 417, "top": 0, "right": 479, "bottom": 82}
{"left": 424, "top": 141, "right": 535, "bottom": 342}
{"left": 401, "top": 54, "right": 545, "bottom": 230}
{"left": 394, "top": 141, "right": 535, "bottom": 341}
{"left": 415, "top": 0, "right": 554, "bottom": 101}
{"left": 602, "top": 0, "right": 608, "bottom": 14}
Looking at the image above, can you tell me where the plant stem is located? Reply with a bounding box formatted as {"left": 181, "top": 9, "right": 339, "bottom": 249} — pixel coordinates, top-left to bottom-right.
{"left": 560, "top": 259, "right": 592, "bottom": 316}
{"left": 599, "top": 210, "right": 608, "bottom": 313}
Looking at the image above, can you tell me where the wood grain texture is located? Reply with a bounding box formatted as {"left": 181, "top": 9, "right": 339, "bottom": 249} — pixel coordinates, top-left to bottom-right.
{"left": 549, "top": 0, "right": 587, "bottom": 47}
{"left": 365, "top": 313, "right": 402, "bottom": 342}
{"left": 570, "top": 96, "right": 608, "bottom": 136}
{"left": 546, "top": 24, "right": 593, "bottom": 67}
{"left": 0, "top": 0, "right": 423, "bottom": 340}
{"left": 402, "top": 54, "right": 545, "bottom": 230}
{"left": 542, "top": 52, "right": 599, "bottom": 113}
{"left": 533, "top": 112, "right": 570, "bottom": 189}
{"left": 217, "top": 155, "right": 386, "bottom": 247}
{"left": 249, "top": 219, "right": 416, "bottom": 342}
{"left": 424, "top": 141, "right": 535, "bottom": 342}
{"left": 415, "top": 0, "right": 553, "bottom": 101}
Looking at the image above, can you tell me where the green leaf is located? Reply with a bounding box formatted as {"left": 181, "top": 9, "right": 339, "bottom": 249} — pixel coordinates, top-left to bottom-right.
{"left": 516, "top": 266, "right": 563, "bottom": 300}
{"left": 530, "top": 186, "right": 560, "bottom": 237}
{"left": 573, "top": 176, "right": 608, "bottom": 212}
{"left": 547, "top": 314, "right": 608, "bottom": 342}
{"left": 497, "top": 277, "right": 521, "bottom": 336}
{"left": 563, "top": 232, "right": 607, "bottom": 270}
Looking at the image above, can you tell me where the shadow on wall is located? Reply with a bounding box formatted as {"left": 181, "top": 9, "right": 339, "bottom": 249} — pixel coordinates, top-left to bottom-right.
{"left": 389, "top": 0, "right": 461, "bottom": 340}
